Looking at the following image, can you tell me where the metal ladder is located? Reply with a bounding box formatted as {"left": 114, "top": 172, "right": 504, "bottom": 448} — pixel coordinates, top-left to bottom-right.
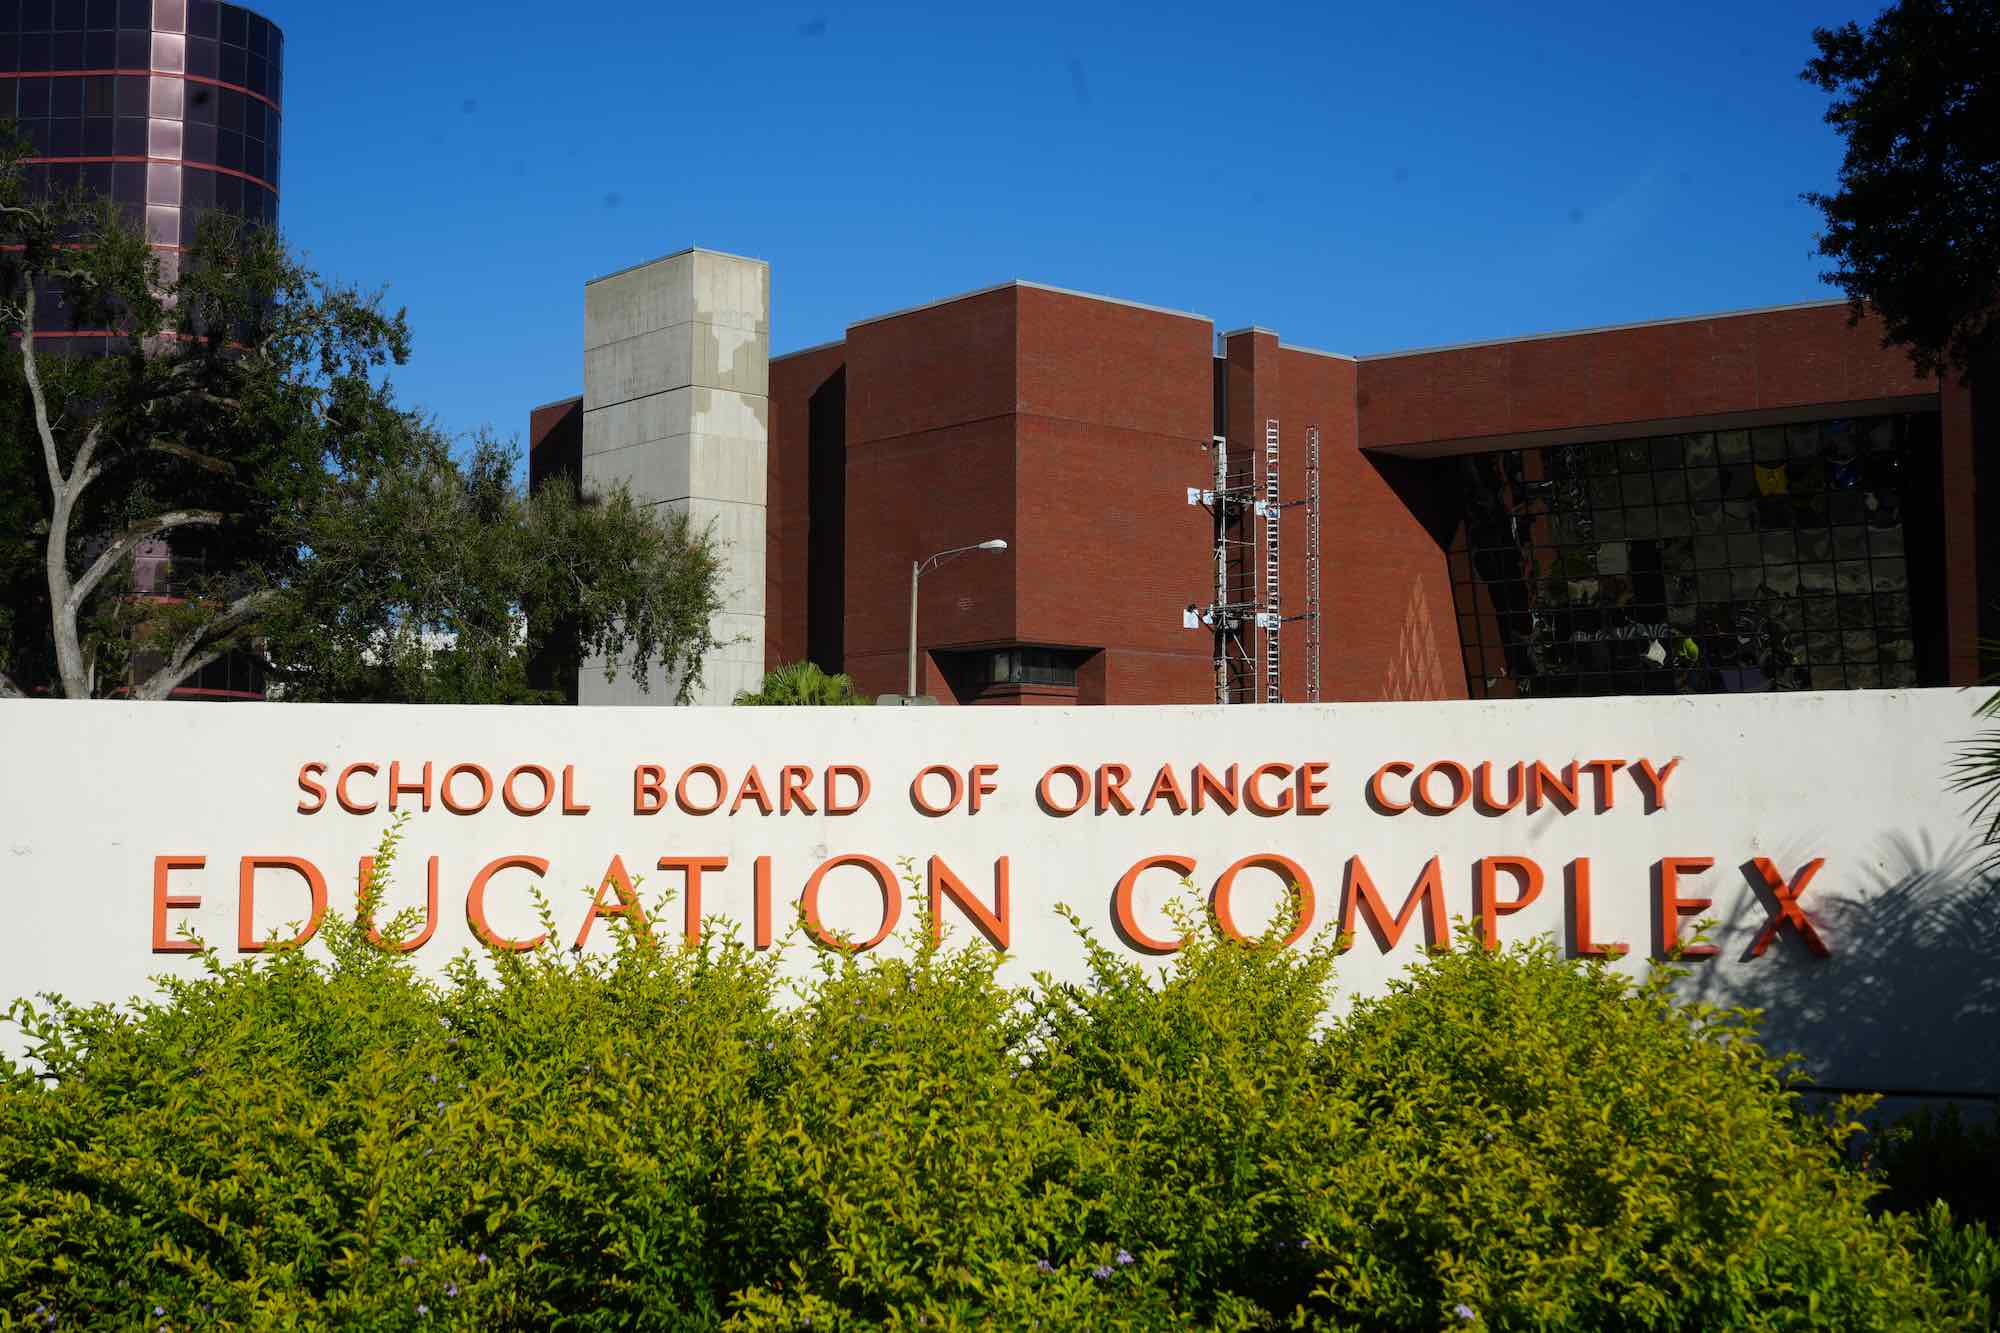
{"left": 1304, "top": 426, "right": 1320, "bottom": 704}
{"left": 1263, "top": 419, "right": 1281, "bottom": 703}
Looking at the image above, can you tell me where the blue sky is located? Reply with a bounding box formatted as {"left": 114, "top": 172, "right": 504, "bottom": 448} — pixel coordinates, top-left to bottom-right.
{"left": 260, "top": 0, "right": 1883, "bottom": 448}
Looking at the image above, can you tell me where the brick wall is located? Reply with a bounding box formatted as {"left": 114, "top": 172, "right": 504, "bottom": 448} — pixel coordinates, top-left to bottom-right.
{"left": 842, "top": 287, "right": 1021, "bottom": 701}
{"left": 1276, "top": 347, "right": 1466, "bottom": 702}
{"left": 1014, "top": 287, "right": 1214, "bottom": 695}
{"left": 1356, "top": 303, "right": 1934, "bottom": 449}
{"left": 528, "top": 397, "right": 582, "bottom": 492}
{"left": 753, "top": 288, "right": 1977, "bottom": 705}
{"left": 767, "top": 342, "right": 847, "bottom": 672}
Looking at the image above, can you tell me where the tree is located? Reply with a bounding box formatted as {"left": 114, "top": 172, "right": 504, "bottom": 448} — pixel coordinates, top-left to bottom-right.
{"left": 0, "top": 137, "right": 725, "bottom": 703}
{"left": 250, "top": 431, "right": 727, "bottom": 704}
{"left": 1802, "top": 0, "right": 2000, "bottom": 383}
{"left": 733, "top": 661, "right": 870, "bottom": 706}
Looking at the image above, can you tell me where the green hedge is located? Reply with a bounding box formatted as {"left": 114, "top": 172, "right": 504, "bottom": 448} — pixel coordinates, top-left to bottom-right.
{"left": 0, "top": 842, "right": 1979, "bottom": 1330}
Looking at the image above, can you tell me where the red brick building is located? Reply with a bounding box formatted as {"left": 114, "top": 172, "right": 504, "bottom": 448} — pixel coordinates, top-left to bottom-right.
{"left": 535, "top": 277, "right": 1990, "bottom": 706}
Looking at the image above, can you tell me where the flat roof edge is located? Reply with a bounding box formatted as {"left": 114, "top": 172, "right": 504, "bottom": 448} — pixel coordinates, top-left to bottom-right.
{"left": 848, "top": 279, "right": 1210, "bottom": 331}
{"left": 1281, "top": 341, "right": 1358, "bottom": 363}
{"left": 1358, "top": 298, "right": 1852, "bottom": 361}
{"left": 529, "top": 393, "right": 584, "bottom": 414}
{"left": 585, "top": 246, "right": 770, "bottom": 287}
{"left": 772, "top": 336, "right": 848, "bottom": 362}
{"left": 846, "top": 281, "right": 1018, "bottom": 330}
{"left": 1014, "top": 280, "right": 1210, "bottom": 323}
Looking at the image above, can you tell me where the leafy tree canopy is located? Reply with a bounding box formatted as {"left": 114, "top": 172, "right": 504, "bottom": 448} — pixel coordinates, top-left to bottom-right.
{"left": 1803, "top": 0, "right": 2000, "bottom": 382}
{"left": 0, "top": 133, "right": 723, "bottom": 703}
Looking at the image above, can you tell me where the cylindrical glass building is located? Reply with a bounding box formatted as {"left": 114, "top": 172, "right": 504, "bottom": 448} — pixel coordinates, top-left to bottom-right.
{"left": 0, "top": 0, "right": 284, "bottom": 698}
{"left": 0, "top": 0, "right": 282, "bottom": 352}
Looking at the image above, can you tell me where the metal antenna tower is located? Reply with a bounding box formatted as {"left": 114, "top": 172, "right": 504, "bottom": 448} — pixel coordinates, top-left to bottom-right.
{"left": 1185, "top": 419, "right": 1319, "bottom": 704}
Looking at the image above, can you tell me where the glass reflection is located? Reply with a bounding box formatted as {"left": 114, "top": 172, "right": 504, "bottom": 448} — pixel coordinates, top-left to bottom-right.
{"left": 1446, "top": 412, "right": 1934, "bottom": 698}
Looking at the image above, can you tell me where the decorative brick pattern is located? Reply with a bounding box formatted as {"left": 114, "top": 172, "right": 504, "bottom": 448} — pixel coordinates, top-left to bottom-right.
{"left": 1380, "top": 575, "right": 1450, "bottom": 702}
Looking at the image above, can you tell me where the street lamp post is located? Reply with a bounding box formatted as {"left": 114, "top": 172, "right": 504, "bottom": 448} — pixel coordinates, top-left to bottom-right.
{"left": 909, "top": 539, "right": 1010, "bottom": 698}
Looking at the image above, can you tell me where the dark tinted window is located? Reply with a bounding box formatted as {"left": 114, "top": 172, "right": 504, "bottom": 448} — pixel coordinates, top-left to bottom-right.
{"left": 81, "top": 28, "right": 111, "bottom": 66}
{"left": 967, "top": 647, "right": 1086, "bottom": 688}
{"left": 1445, "top": 412, "right": 1935, "bottom": 698}
{"left": 218, "top": 4, "right": 242, "bottom": 45}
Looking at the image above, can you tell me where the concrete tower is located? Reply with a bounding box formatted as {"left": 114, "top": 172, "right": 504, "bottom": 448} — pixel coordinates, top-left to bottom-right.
{"left": 579, "top": 248, "right": 769, "bottom": 705}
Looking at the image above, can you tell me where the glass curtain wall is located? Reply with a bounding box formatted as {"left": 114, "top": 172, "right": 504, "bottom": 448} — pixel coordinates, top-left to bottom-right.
{"left": 1447, "top": 411, "right": 1935, "bottom": 698}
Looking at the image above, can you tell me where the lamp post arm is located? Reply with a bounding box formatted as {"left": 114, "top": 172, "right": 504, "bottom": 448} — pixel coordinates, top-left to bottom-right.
{"left": 917, "top": 541, "right": 995, "bottom": 576}
{"left": 907, "top": 538, "right": 1008, "bottom": 701}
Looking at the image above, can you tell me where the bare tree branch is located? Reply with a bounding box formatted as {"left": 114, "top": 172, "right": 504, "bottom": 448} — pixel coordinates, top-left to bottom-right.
{"left": 131, "top": 586, "right": 283, "bottom": 700}
{"left": 15, "top": 285, "right": 66, "bottom": 494}
{"left": 147, "top": 439, "right": 232, "bottom": 472}
{"left": 71, "top": 436, "right": 234, "bottom": 500}
{"left": 138, "top": 647, "right": 223, "bottom": 701}
{"left": 64, "top": 421, "right": 105, "bottom": 496}
{"left": 15, "top": 281, "right": 97, "bottom": 696}
{"left": 67, "top": 509, "right": 222, "bottom": 615}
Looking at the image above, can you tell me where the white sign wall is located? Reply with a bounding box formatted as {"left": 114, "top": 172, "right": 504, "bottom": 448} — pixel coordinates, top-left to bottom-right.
{"left": 1, "top": 691, "right": 1993, "bottom": 1094}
